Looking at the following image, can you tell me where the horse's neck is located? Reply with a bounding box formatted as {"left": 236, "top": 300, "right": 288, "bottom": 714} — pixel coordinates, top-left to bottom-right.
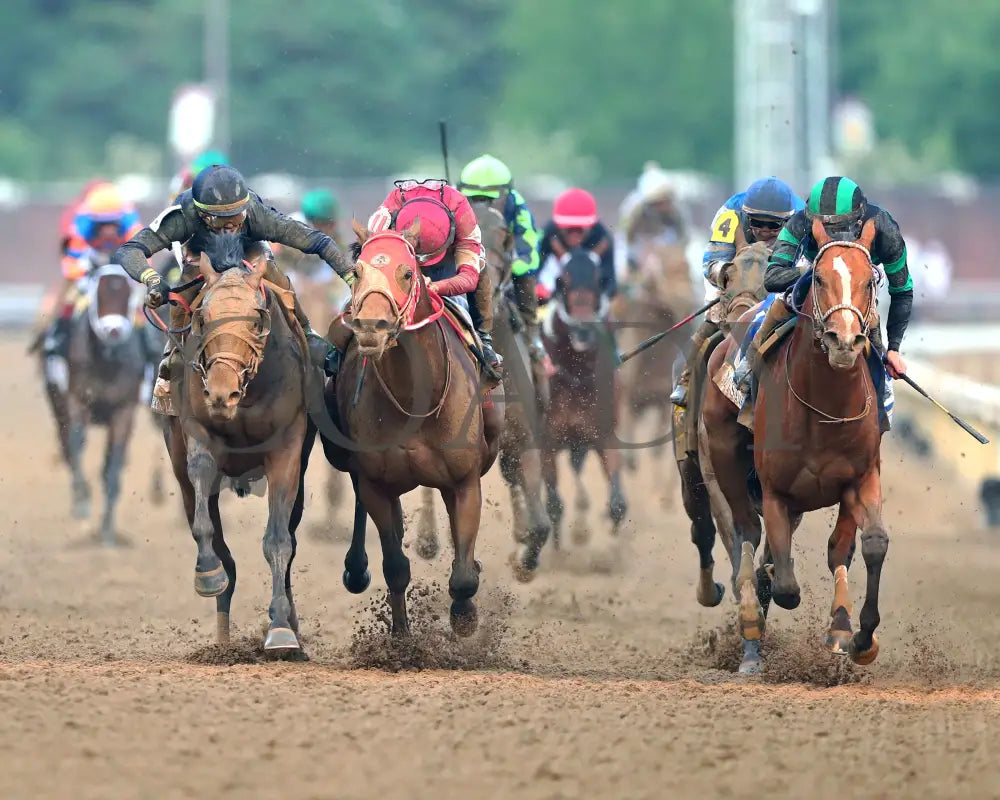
{"left": 787, "top": 319, "right": 870, "bottom": 412}
{"left": 247, "top": 295, "right": 302, "bottom": 391}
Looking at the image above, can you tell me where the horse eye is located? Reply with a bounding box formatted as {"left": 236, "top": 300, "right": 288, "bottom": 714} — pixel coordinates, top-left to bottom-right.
{"left": 404, "top": 269, "right": 413, "bottom": 280}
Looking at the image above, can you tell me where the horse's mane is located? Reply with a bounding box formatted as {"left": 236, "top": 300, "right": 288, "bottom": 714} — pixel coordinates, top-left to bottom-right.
{"left": 202, "top": 232, "right": 246, "bottom": 273}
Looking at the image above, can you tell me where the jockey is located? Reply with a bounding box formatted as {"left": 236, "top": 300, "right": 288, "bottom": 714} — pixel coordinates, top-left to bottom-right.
{"left": 537, "top": 187, "right": 617, "bottom": 304}
{"left": 457, "top": 154, "right": 545, "bottom": 363}
{"left": 670, "top": 176, "right": 803, "bottom": 407}
{"left": 43, "top": 183, "right": 143, "bottom": 365}
{"left": 363, "top": 177, "right": 502, "bottom": 383}
{"left": 736, "top": 176, "right": 912, "bottom": 401}
{"left": 618, "top": 163, "right": 690, "bottom": 272}
{"left": 112, "top": 164, "right": 352, "bottom": 405}
{"left": 59, "top": 178, "right": 108, "bottom": 256}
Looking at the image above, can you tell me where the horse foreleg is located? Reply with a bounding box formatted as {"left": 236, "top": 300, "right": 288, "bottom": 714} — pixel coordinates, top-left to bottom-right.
{"left": 99, "top": 405, "right": 135, "bottom": 546}
{"left": 185, "top": 435, "right": 228, "bottom": 599}
{"left": 66, "top": 395, "right": 91, "bottom": 522}
{"left": 541, "top": 446, "right": 563, "bottom": 550}
{"left": 208, "top": 494, "right": 236, "bottom": 646}
{"left": 358, "top": 478, "right": 410, "bottom": 637}
{"left": 415, "top": 486, "right": 440, "bottom": 560}
{"left": 342, "top": 472, "right": 371, "bottom": 594}
{"left": 762, "top": 492, "right": 799, "bottom": 610}
{"left": 824, "top": 503, "right": 859, "bottom": 656}
{"left": 499, "top": 447, "right": 528, "bottom": 544}
{"left": 843, "top": 471, "right": 888, "bottom": 666}
{"left": 598, "top": 446, "right": 627, "bottom": 533}
{"left": 509, "top": 447, "right": 552, "bottom": 582}
{"left": 570, "top": 444, "right": 589, "bottom": 512}
{"left": 440, "top": 479, "right": 483, "bottom": 637}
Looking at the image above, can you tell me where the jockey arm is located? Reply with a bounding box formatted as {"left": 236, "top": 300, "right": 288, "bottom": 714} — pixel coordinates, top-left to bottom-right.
{"left": 506, "top": 189, "right": 541, "bottom": 277}
{"left": 426, "top": 195, "right": 482, "bottom": 295}
{"left": 702, "top": 199, "right": 741, "bottom": 288}
{"left": 113, "top": 205, "right": 193, "bottom": 284}
{"left": 247, "top": 198, "right": 352, "bottom": 281}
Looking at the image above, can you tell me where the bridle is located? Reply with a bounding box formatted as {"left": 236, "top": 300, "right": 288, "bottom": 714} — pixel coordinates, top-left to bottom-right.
{"left": 87, "top": 264, "right": 143, "bottom": 346}
{"left": 190, "top": 261, "right": 273, "bottom": 401}
{"left": 806, "top": 239, "right": 881, "bottom": 345}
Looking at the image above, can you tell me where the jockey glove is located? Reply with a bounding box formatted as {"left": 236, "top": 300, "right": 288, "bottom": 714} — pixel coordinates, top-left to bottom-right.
{"left": 141, "top": 269, "right": 170, "bottom": 309}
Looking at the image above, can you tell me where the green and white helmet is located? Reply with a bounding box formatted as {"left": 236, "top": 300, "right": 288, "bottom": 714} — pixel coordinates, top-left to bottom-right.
{"left": 806, "top": 176, "right": 867, "bottom": 233}
{"left": 458, "top": 154, "right": 513, "bottom": 199}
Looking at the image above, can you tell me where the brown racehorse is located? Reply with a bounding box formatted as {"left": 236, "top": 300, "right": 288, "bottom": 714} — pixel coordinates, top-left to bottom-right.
{"left": 541, "top": 247, "right": 627, "bottom": 548}
{"left": 673, "top": 241, "right": 772, "bottom": 621}
{"left": 164, "top": 233, "right": 314, "bottom": 655}
{"left": 316, "top": 221, "right": 502, "bottom": 637}
{"left": 705, "top": 219, "right": 886, "bottom": 674}
{"left": 40, "top": 264, "right": 146, "bottom": 545}
{"left": 414, "top": 200, "right": 552, "bottom": 581}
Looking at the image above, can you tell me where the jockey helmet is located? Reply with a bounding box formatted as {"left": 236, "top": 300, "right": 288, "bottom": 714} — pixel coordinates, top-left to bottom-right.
{"left": 552, "top": 188, "right": 598, "bottom": 229}
{"left": 191, "top": 149, "right": 229, "bottom": 178}
{"left": 80, "top": 183, "right": 128, "bottom": 222}
{"left": 392, "top": 196, "right": 456, "bottom": 266}
{"left": 741, "top": 177, "right": 798, "bottom": 227}
{"left": 192, "top": 165, "right": 250, "bottom": 228}
{"left": 301, "top": 188, "right": 338, "bottom": 223}
{"left": 637, "top": 166, "right": 676, "bottom": 203}
{"left": 458, "top": 154, "right": 513, "bottom": 199}
{"left": 806, "top": 176, "right": 867, "bottom": 238}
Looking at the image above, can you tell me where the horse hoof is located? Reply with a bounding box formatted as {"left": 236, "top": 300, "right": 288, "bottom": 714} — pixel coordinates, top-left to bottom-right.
{"left": 826, "top": 629, "right": 853, "bottom": 656}
{"left": 342, "top": 568, "right": 371, "bottom": 595}
{"left": 509, "top": 551, "right": 537, "bottom": 584}
{"left": 194, "top": 565, "right": 229, "bottom": 598}
{"left": 415, "top": 534, "right": 440, "bottom": 561}
{"left": 697, "top": 581, "right": 726, "bottom": 608}
{"left": 609, "top": 500, "right": 627, "bottom": 528}
{"left": 771, "top": 588, "right": 800, "bottom": 610}
{"left": 848, "top": 633, "right": 879, "bottom": 665}
{"left": 739, "top": 658, "right": 762, "bottom": 676}
{"left": 72, "top": 499, "right": 91, "bottom": 521}
{"left": 450, "top": 599, "right": 478, "bottom": 637}
{"left": 264, "top": 626, "right": 300, "bottom": 651}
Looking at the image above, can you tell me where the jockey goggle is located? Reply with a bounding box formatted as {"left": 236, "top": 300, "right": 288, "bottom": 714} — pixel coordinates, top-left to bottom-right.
{"left": 87, "top": 223, "right": 126, "bottom": 254}
{"left": 394, "top": 178, "right": 448, "bottom": 193}
{"left": 198, "top": 209, "right": 248, "bottom": 232}
{"left": 746, "top": 216, "right": 785, "bottom": 232}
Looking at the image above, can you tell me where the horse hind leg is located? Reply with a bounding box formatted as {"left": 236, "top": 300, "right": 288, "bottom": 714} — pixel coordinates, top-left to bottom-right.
{"left": 542, "top": 448, "right": 563, "bottom": 550}
{"left": 440, "top": 480, "right": 483, "bottom": 637}
{"left": 599, "top": 447, "right": 627, "bottom": 533}
{"left": 510, "top": 448, "right": 552, "bottom": 583}
{"left": 570, "top": 444, "right": 589, "bottom": 512}
{"left": 678, "top": 455, "right": 725, "bottom": 608}
{"left": 66, "top": 405, "right": 91, "bottom": 522}
{"left": 415, "top": 486, "right": 440, "bottom": 560}
{"left": 499, "top": 447, "right": 529, "bottom": 545}
{"left": 843, "top": 475, "right": 888, "bottom": 666}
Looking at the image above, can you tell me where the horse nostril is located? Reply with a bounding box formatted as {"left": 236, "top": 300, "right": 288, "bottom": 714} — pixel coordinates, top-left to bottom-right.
{"left": 823, "top": 330, "right": 840, "bottom": 348}
{"left": 203, "top": 388, "right": 211, "bottom": 397}
{"left": 228, "top": 391, "right": 241, "bottom": 403}
{"left": 853, "top": 334, "right": 868, "bottom": 351}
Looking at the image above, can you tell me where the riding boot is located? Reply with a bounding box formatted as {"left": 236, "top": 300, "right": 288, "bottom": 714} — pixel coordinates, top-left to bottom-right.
{"left": 670, "top": 318, "right": 719, "bottom": 408}
{"left": 43, "top": 314, "right": 73, "bottom": 394}
{"left": 469, "top": 268, "right": 503, "bottom": 387}
{"left": 735, "top": 296, "right": 794, "bottom": 390}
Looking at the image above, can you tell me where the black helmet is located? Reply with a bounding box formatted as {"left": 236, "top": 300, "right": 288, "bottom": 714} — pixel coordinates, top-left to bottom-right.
{"left": 806, "top": 176, "right": 867, "bottom": 237}
{"left": 192, "top": 165, "right": 250, "bottom": 217}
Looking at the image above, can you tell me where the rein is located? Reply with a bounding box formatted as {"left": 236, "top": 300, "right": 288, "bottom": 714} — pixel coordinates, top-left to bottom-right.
{"left": 368, "top": 319, "right": 454, "bottom": 419}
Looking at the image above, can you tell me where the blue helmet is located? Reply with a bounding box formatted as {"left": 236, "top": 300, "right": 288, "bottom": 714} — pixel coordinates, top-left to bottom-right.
{"left": 741, "top": 177, "right": 798, "bottom": 224}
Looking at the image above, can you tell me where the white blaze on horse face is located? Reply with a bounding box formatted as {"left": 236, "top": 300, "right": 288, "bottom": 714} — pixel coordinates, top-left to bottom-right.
{"left": 832, "top": 255, "right": 855, "bottom": 331}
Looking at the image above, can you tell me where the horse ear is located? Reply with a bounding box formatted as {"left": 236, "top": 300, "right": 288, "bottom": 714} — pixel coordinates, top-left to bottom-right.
{"left": 198, "top": 251, "right": 219, "bottom": 286}
{"left": 811, "top": 217, "right": 831, "bottom": 248}
{"left": 402, "top": 217, "right": 422, "bottom": 250}
{"left": 352, "top": 218, "right": 369, "bottom": 244}
{"left": 245, "top": 252, "right": 268, "bottom": 289}
{"left": 858, "top": 218, "right": 877, "bottom": 250}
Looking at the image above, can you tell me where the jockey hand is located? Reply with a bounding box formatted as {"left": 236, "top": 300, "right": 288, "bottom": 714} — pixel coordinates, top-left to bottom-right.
{"left": 141, "top": 268, "right": 169, "bottom": 309}
{"left": 884, "top": 350, "right": 907, "bottom": 379}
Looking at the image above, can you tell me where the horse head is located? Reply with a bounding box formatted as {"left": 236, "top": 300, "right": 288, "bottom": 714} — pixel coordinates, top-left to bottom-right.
{"left": 469, "top": 199, "right": 513, "bottom": 289}
{"left": 720, "top": 240, "right": 771, "bottom": 331}
{"left": 349, "top": 218, "right": 424, "bottom": 360}
{"left": 553, "top": 247, "right": 608, "bottom": 352}
{"left": 807, "top": 217, "right": 879, "bottom": 371}
{"left": 192, "top": 233, "right": 273, "bottom": 420}
{"left": 87, "top": 263, "right": 142, "bottom": 347}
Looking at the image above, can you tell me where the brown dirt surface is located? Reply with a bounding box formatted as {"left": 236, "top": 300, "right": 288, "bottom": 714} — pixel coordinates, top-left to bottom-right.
{"left": 3, "top": 334, "right": 1000, "bottom": 799}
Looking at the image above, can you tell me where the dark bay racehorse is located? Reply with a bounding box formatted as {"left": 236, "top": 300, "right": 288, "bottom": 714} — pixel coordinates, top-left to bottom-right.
{"left": 41, "top": 264, "right": 146, "bottom": 545}
{"left": 541, "top": 248, "right": 627, "bottom": 547}
{"left": 164, "top": 233, "right": 314, "bottom": 654}
{"left": 316, "top": 222, "right": 502, "bottom": 636}
{"left": 705, "top": 219, "right": 886, "bottom": 674}
{"left": 414, "top": 200, "right": 551, "bottom": 581}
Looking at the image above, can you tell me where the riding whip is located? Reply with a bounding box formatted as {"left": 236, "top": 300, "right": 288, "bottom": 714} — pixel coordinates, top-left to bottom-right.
{"left": 888, "top": 363, "right": 990, "bottom": 444}
{"left": 616, "top": 297, "right": 720, "bottom": 366}
{"left": 439, "top": 119, "right": 451, "bottom": 185}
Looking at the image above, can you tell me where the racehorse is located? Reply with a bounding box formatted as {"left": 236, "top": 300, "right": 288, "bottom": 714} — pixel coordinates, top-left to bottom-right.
{"left": 414, "top": 199, "right": 551, "bottom": 581}
{"left": 163, "top": 233, "right": 314, "bottom": 654}
{"left": 671, "top": 241, "right": 771, "bottom": 624}
{"left": 41, "top": 263, "right": 146, "bottom": 545}
{"left": 617, "top": 235, "right": 692, "bottom": 477}
{"left": 541, "top": 248, "right": 627, "bottom": 548}
{"left": 315, "top": 221, "right": 502, "bottom": 637}
{"left": 704, "top": 219, "right": 887, "bottom": 674}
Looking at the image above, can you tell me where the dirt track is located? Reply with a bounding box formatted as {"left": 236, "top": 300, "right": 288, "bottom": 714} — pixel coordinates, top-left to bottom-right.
{"left": 3, "top": 334, "right": 1000, "bottom": 799}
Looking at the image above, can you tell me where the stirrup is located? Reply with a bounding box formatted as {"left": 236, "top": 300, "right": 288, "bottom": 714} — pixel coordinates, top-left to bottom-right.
{"left": 670, "top": 383, "right": 688, "bottom": 408}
